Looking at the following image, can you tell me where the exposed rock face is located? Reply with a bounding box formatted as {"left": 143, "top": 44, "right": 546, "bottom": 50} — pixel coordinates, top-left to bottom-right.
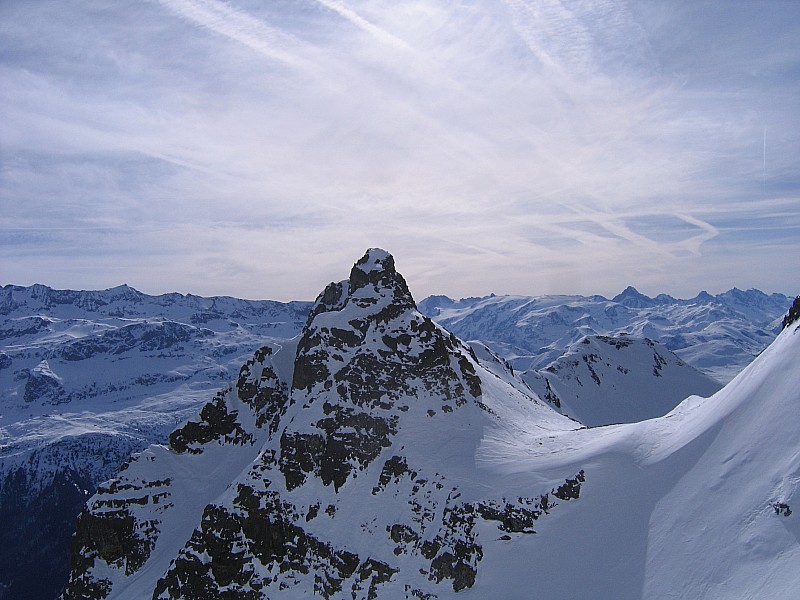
{"left": 23, "top": 360, "right": 65, "bottom": 404}
{"left": 62, "top": 249, "right": 579, "bottom": 599}
{"left": 783, "top": 296, "right": 800, "bottom": 329}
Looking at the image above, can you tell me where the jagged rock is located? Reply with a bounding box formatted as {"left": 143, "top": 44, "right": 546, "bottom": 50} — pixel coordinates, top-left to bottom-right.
{"left": 783, "top": 296, "right": 800, "bottom": 329}
{"left": 169, "top": 390, "right": 253, "bottom": 454}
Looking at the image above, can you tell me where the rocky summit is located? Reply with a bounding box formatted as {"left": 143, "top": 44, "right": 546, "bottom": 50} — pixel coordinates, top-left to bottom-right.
{"left": 61, "top": 249, "right": 578, "bottom": 599}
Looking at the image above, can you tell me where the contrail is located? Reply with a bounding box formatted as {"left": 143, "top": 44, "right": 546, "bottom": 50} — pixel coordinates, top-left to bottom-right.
{"left": 763, "top": 126, "right": 767, "bottom": 185}
{"left": 312, "top": 0, "right": 414, "bottom": 53}
{"left": 156, "top": 0, "right": 306, "bottom": 67}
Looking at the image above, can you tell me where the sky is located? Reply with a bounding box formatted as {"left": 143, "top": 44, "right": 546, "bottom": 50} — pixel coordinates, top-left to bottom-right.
{"left": 1, "top": 0, "right": 798, "bottom": 302}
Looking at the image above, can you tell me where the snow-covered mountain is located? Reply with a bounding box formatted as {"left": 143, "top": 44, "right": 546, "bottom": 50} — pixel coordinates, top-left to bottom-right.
{"left": 419, "top": 287, "right": 791, "bottom": 384}
{"left": 60, "top": 252, "right": 800, "bottom": 599}
{"left": 61, "top": 249, "right": 578, "bottom": 598}
{"left": 0, "top": 285, "right": 310, "bottom": 600}
{"left": 522, "top": 335, "right": 721, "bottom": 426}
{"left": 0, "top": 275, "right": 790, "bottom": 598}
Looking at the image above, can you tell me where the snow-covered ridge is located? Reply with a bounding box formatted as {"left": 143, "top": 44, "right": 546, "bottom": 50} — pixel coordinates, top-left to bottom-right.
{"left": 522, "top": 335, "right": 721, "bottom": 426}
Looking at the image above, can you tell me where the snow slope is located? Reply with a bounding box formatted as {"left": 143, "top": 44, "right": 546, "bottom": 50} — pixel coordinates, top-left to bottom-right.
{"left": 472, "top": 306, "right": 800, "bottom": 599}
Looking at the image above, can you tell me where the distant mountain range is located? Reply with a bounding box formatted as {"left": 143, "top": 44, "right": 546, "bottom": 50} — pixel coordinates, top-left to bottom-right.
{"left": 0, "top": 278, "right": 793, "bottom": 599}
{"left": 0, "top": 284, "right": 309, "bottom": 599}
{"left": 418, "top": 286, "right": 791, "bottom": 383}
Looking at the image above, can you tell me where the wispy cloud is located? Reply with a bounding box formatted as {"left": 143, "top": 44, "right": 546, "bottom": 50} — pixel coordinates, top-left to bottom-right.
{"left": 1, "top": 0, "right": 798, "bottom": 299}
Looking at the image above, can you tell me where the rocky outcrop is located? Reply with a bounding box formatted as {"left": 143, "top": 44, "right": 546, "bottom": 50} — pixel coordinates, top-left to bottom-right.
{"left": 783, "top": 296, "right": 800, "bottom": 329}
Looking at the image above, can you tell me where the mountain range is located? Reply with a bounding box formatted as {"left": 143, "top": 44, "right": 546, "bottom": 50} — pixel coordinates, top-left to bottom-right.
{"left": 418, "top": 285, "right": 790, "bottom": 383}
{"left": 0, "top": 260, "right": 793, "bottom": 599}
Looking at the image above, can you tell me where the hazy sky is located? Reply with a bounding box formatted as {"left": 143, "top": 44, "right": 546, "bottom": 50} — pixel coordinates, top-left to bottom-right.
{"left": 1, "top": 0, "right": 798, "bottom": 301}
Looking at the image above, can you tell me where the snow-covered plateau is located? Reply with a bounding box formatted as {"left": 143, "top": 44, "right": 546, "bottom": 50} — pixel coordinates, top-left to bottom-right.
{"left": 0, "top": 256, "right": 794, "bottom": 599}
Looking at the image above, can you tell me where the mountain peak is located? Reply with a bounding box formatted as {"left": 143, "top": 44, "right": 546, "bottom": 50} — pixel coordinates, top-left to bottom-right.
{"left": 63, "top": 249, "right": 581, "bottom": 598}
{"left": 307, "top": 249, "right": 415, "bottom": 326}
{"left": 348, "top": 248, "right": 412, "bottom": 302}
{"left": 612, "top": 286, "right": 655, "bottom": 307}
{"left": 694, "top": 290, "right": 715, "bottom": 303}
{"left": 353, "top": 247, "right": 393, "bottom": 273}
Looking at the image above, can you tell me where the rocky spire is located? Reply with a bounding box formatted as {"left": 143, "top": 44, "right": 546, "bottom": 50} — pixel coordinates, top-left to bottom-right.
{"left": 305, "top": 248, "right": 415, "bottom": 326}
{"left": 62, "top": 249, "right": 578, "bottom": 600}
{"left": 782, "top": 296, "right": 800, "bottom": 329}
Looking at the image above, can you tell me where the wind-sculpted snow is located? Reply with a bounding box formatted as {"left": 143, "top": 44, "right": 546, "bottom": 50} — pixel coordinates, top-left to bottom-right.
{"left": 420, "top": 287, "right": 791, "bottom": 383}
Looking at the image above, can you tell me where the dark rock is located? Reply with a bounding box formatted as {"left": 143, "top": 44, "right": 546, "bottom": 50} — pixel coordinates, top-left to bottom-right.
{"left": 552, "top": 470, "right": 585, "bottom": 500}
{"left": 374, "top": 455, "right": 416, "bottom": 494}
{"left": 236, "top": 346, "right": 290, "bottom": 432}
{"left": 783, "top": 296, "right": 800, "bottom": 329}
{"left": 352, "top": 559, "right": 398, "bottom": 600}
{"left": 23, "top": 367, "right": 64, "bottom": 404}
{"left": 155, "top": 485, "right": 366, "bottom": 600}
{"left": 773, "top": 502, "right": 792, "bottom": 517}
{"left": 280, "top": 410, "right": 397, "bottom": 491}
{"left": 278, "top": 432, "right": 325, "bottom": 491}
{"left": 170, "top": 391, "right": 252, "bottom": 454}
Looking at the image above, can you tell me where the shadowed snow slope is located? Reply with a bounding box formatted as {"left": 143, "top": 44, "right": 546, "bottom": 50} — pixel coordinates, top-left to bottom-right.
{"left": 61, "top": 252, "right": 799, "bottom": 599}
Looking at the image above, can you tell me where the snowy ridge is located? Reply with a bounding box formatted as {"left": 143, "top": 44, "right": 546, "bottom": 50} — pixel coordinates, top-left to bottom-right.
{"left": 522, "top": 335, "right": 721, "bottom": 426}
{"left": 420, "top": 287, "right": 791, "bottom": 383}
